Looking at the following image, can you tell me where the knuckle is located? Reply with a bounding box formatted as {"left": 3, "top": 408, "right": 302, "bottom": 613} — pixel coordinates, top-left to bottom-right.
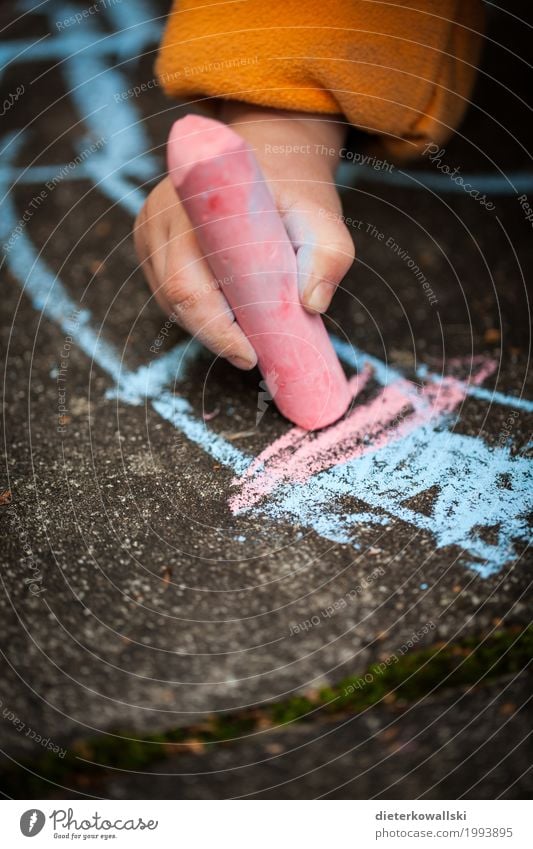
{"left": 330, "top": 224, "right": 356, "bottom": 262}
{"left": 202, "top": 317, "right": 243, "bottom": 356}
{"left": 215, "top": 322, "right": 240, "bottom": 352}
{"left": 325, "top": 226, "right": 355, "bottom": 275}
{"left": 163, "top": 273, "right": 195, "bottom": 309}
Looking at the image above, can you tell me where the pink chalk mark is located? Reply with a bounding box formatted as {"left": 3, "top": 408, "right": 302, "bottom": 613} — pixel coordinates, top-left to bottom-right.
{"left": 229, "top": 357, "right": 497, "bottom": 513}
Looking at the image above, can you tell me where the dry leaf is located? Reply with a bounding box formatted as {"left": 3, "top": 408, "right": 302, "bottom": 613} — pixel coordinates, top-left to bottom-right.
{"left": 94, "top": 221, "right": 111, "bottom": 237}
{"left": 264, "top": 742, "right": 284, "bottom": 755}
{"left": 484, "top": 328, "right": 501, "bottom": 344}
{"left": 89, "top": 260, "right": 105, "bottom": 275}
{"left": 180, "top": 738, "right": 206, "bottom": 755}
{"left": 377, "top": 727, "right": 399, "bottom": 743}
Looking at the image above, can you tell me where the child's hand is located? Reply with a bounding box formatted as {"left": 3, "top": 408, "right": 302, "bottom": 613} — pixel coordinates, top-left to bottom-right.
{"left": 134, "top": 103, "right": 354, "bottom": 370}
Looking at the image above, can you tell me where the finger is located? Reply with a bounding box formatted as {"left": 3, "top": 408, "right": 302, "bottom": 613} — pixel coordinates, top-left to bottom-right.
{"left": 162, "top": 225, "right": 258, "bottom": 370}
{"left": 135, "top": 186, "right": 257, "bottom": 370}
{"left": 133, "top": 203, "right": 166, "bottom": 309}
{"left": 134, "top": 187, "right": 176, "bottom": 314}
{"left": 284, "top": 202, "right": 355, "bottom": 314}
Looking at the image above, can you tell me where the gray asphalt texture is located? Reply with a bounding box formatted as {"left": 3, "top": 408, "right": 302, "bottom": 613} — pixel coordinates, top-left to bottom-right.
{"left": 72, "top": 674, "right": 533, "bottom": 801}
{"left": 0, "top": 0, "right": 531, "bottom": 798}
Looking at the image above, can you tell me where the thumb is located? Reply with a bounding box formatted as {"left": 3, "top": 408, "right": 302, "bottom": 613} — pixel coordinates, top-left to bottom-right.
{"left": 284, "top": 202, "right": 355, "bottom": 314}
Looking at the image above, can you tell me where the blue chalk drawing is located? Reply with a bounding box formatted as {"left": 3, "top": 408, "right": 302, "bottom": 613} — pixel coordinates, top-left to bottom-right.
{"left": 337, "top": 163, "right": 533, "bottom": 195}
{"left": 253, "top": 424, "right": 531, "bottom": 575}
{"left": 1, "top": 1, "right": 532, "bottom": 575}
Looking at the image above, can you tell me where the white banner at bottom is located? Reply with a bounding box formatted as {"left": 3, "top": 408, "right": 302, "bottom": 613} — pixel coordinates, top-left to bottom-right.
{"left": 3, "top": 799, "right": 530, "bottom": 848}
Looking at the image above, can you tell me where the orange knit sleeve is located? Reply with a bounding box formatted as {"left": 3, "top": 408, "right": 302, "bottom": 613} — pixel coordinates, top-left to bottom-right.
{"left": 155, "top": 0, "right": 484, "bottom": 158}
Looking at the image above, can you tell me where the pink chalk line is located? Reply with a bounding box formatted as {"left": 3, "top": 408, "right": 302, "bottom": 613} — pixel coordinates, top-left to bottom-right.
{"left": 229, "top": 357, "right": 497, "bottom": 513}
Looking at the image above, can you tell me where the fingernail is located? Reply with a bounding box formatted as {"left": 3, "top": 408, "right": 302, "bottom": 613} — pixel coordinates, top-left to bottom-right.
{"left": 228, "top": 354, "right": 256, "bottom": 370}
{"left": 305, "top": 282, "right": 332, "bottom": 313}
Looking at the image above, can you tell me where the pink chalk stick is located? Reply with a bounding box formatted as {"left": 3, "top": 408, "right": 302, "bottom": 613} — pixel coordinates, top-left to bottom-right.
{"left": 167, "top": 115, "right": 351, "bottom": 431}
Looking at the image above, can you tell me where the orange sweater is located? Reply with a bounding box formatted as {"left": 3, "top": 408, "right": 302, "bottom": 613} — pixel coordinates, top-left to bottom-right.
{"left": 156, "top": 0, "right": 484, "bottom": 158}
